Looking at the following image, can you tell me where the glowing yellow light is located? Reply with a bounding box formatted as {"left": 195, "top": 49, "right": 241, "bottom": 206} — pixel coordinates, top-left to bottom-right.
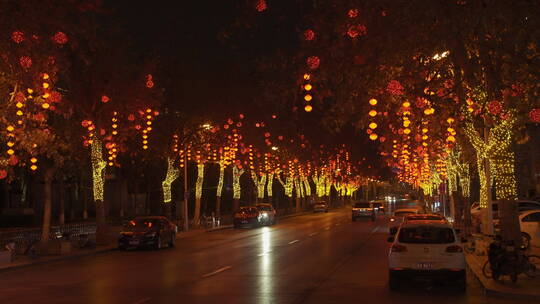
{"left": 7, "top": 142, "right": 14, "bottom": 147}
{"left": 142, "top": 145, "right": 148, "bottom": 150}
{"left": 6, "top": 126, "right": 14, "bottom": 132}
{"left": 142, "top": 135, "right": 148, "bottom": 139}
{"left": 16, "top": 110, "right": 23, "bottom": 116}
{"left": 304, "top": 94, "right": 313, "bottom": 102}
{"left": 112, "top": 131, "right": 118, "bottom": 135}
{"left": 369, "top": 98, "right": 378, "bottom": 106}
{"left": 7, "top": 149, "right": 15, "bottom": 155}
{"left": 27, "top": 88, "right": 33, "bottom": 94}
{"left": 303, "top": 73, "right": 311, "bottom": 80}
{"left": 304, "top": 84, "right": 312, "bottom": 91}
{"left": 42, "top": 83, "right": 49, "bottom": 89}
{"left": 42, "top": 103, "right": 50, "bottom": 109}
{"left": 403, "top": 120, "right": 411, "bottom": 127}
{"left": 30, "top": 164, "right": 37, "bottom": 171}
{"left": 422, "top": 135, "right": 428, "bottom": 140}
{"left": 108, "top": 162, "right": 114, "bottom": 166}
{"left": 369, "top": 133, "right": 378, "bottom": 140}
{"left": 143, "top": 140, "right": 148, "bottom": 144}
{"left": 16, "top": 102, "right": 23, "bottom": 108}
{"left": 304, "top": 104, "right": 313, "bottom": 112}
{"left": 146, "top": 115, "right": 152, "bottom": 119}
{"left": 403, "top": 128, "right": 411, "bottom": 134}
{"left": 147, "top": 127, "right": 152, "bottom": 131}
{"left": 447, "top": 127, "right": 455, "bottom": 133}
{"left": 422, "top": 128, "right": 428, "bottom": 134}
{"left": 447, "top": 117, "right": 455, "bottom": 124}
{"left": 112, "top": 124, "right": 118, "bottom": 129}
{"left": 108, "top": 156, "right": 113, "bottom": 161}
{"left": 369, "top": 110, "right": 378, "bottom": 117}
{"left": 43, "top": 73, "right": 49, "bottom": 80}
{"left": 446, "top": 136, "right": 456, "bottom": 142}
{"left": 422, "top": 142, "right": 428, "bottom": 146}
{"left": 369, "top": 122, "right": 378, "bottom": 129}
{"left": 402, "top": 101, "right": 411, "bottom": 108}
{"left": 42, "top": 93, "right": 49, "bottom": 99}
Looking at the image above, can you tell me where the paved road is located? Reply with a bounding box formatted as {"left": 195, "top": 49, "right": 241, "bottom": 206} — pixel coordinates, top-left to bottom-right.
{"left": 0, "top": 209, "right": 528, "bottom": 304}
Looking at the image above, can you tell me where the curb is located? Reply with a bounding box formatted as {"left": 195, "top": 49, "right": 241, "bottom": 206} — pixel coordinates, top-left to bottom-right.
{"left": 0, "top": 246, "right": 116, "bottom": 273}
{"left": 466, "top": 254, "right": 540, "bottom": 300}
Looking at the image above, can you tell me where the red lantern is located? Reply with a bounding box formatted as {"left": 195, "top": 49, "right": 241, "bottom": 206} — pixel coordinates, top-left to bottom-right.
{"left": 304, "top": 29, "right": 315, "bottom": 41}
{"left": 256, "top": 0, "right": 267, "bottom": 12}
{"left": 348, "top": 9, "right": 359, "bottom": 18}
{"left": 53, "top": 32, "right": 68, "bottom": 45}
{"left": 0, "top": 170, "right": 7, "bottom": 179}
{"left": 11, "top": 31, "right": 24, "bottom": 43}
{"left": 101, "top": 95, "right": 110, "bottom": 103}
{"left": 529, "top": 109, "right": 540, "bottom": 123}
{"left": 488, "top": 100, "right": 502, "bottom": 115}
{"left": 307, "top": 56, "right": 320, "bottom": 70}
{"left": 49, "top": 91, "right": 62, "bottom": 103}
{"left": 19, "top": 56, "right": 32, "bottom": 68}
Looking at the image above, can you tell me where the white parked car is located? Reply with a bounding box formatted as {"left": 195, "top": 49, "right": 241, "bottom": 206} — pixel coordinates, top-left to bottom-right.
{"left": 471, "top": 200, "right": 540, "bottom": 218}
{"left": 387, "top": 221, "right": 466, "bottom": 291}
{"left": 519, "top": 210, "right": 540, "bottom": 249}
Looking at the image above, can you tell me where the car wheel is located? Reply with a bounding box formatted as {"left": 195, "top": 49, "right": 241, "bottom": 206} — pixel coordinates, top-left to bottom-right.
{"left": 169, "top": 233, "right": 176, "bottom": 248}
{"left": 521, "top": 232, "right": 531, "bottom": 250}
{"left": 154, "top": 235, "right": 162, "bottom": 250}
{"left": 389, "top": 272, "right": 400, "bottom": 291}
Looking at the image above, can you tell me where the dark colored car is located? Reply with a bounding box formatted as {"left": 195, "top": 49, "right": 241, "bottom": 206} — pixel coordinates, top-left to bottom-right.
{"left": 255, "top": 203, "right": 276, "bottom": 226}
{"left": 118, "top": 216, "right": 177, "bottom": 250}
{"left": 352, "top": 202, "right": 376, "bottom": 221}
{"left": 313, "top": 202, "right": 329, "bottom": 213}
{"left": 372, "top": 202, "right": 385, "bottom": 213}
{"left": 233, "top": 206, "right": 261, "bottom": 228}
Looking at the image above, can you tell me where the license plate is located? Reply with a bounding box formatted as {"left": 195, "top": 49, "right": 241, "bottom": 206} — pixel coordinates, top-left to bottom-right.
{"left": 416, "top": 262, "right": 432, "bottom": 270}
{"left": 241, "top": 220, "right": 248, "bottom": 224}
{"left": 129, "top": 240, "right": 139, "bottom": 245}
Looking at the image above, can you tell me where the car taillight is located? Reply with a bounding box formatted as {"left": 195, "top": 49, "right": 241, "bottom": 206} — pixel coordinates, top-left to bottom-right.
{"left": 446, "top": 245, "right": 463, "bottom": 253}
{"left": 391, "top": 244, "right": 407, "bottom": 252}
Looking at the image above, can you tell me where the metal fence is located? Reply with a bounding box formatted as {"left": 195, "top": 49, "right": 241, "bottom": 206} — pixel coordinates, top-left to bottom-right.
{"left": 0, "top": 223, "right": 96, "bottom": 253}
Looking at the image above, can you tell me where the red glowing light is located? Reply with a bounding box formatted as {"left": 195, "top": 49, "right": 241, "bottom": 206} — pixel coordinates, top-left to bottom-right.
{"left": 488, "top": 100, "right": 502, "bottom": 115}
{"left": 53, "top": 32, "right": 68, "bottom": 44}
{"left": 101, "top": 95, "right": 110, "bottom": 103}
{"left": 348, "top": 9, "right": 359, "bottom": 18}
{"left": 128, "top": 114, "right": 135, "bottom": 121}
{"left": 530, "top": 109, "right": 540, "bottom": 122}
{"left": 49, "top": 91, "right": 62, "bottom": 103}
{"left": 304, "top": 29, "right": 315, "bottom": 41}
{"left": 146, "top": 80, "right": 154, "bottom": 88}
{"left": 264, "top": 132, "right": 271, "bottom": 138}
{"left": 239, "top": 114, "right": 245, "bottom": 119}
{"left": 15, "top": 92, "right": 26, "bottom": 103}
{"left": 256, "top": 0, "right": 267, "bottom": 12}
{"left": 386, "top": 80, "right": 404, "bottom": 96}
{"left": 19, "top": 56, "right": 32, "bottom": 68}
{"left": 0, "top": 170, "right": 7, "bottom": 179}
{"left": 9, "top": 155, "right": 18, "bottom": 166}
{"left": 307, "top": 56, "right": 320, "bottom": 70}
{"left": 11, "top": 31, "right": 24, "bottom": 43}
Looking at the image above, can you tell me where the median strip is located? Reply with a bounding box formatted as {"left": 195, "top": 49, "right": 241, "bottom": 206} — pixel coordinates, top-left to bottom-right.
{"left": 201, "top": 265, "right": 232, "bottom": 278}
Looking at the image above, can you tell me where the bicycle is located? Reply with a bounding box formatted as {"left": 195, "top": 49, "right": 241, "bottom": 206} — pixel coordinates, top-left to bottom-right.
{"left": 482, "top": 238, "right": 540, "bottom": 282}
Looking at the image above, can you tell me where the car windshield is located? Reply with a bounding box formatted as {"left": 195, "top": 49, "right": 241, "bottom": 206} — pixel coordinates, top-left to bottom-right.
{"left": 257, "top": 205, "right": 273, "bottom": 211}
{"left": 127, "top": 219, "right": 160, "bottom": 228}
{"left": 398, "top": 226, "right": 455, "bottom": 244}
{"left": 354, "top": 203, "right": 370, "bottom": 208}
{"left": 394, "top": 211, "right": 415, "bottom": 217}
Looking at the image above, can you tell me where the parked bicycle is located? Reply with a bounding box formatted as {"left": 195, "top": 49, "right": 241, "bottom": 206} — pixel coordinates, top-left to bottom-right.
{"left": 482, "top": 236, "right": 540, "bottom": 282}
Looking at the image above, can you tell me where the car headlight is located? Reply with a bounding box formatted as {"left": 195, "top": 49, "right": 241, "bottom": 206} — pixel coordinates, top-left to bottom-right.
{"left": 262, "top": 213, "right": 268, "bottom": 217}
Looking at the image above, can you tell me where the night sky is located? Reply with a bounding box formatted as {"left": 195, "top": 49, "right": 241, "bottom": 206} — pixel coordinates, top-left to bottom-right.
{"left": 108, "top": 0, "right": 387, "bottom": 178}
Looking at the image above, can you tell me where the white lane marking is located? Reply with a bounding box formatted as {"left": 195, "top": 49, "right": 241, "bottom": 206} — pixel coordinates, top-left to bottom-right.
{"left": 132, "top": 298, "right": 151, "bottom": 304}
{"left": 288, "top": 239, "right": 300, "bottom": 245}
{"left": 325, "top": 227, "right": 331, "bottom": 230}
{"left": 201, "top": 266, "right": 232, "bottom": 278}
{"left": 309, "top": 232, "right": 318, "bottom": 236}
{"left": 258, "top": 251, "right": 272, "bottom": 256}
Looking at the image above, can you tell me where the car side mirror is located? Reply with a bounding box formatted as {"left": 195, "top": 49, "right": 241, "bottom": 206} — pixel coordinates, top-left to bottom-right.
{"left": 387, "top": 236, "right": 395, "bottom": 243}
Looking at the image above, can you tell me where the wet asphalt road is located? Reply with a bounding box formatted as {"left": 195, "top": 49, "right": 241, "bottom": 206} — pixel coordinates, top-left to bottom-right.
{"left": 0, "top": 209, "right": 530, "bottom": 304}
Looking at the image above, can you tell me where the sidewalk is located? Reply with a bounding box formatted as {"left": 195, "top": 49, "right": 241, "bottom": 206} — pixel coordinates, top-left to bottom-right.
{"left": 466, "top": 245, "right": 540, "bottom": 299}
{"left": 0, "top": 208, "right": 323, "bottom": 272}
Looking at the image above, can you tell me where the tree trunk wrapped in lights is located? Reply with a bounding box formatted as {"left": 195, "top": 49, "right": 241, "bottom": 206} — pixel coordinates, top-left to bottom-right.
{"left": 251, "top": 171, "right": 267, "bottom": 201}
{"left": 232, "top": 166, "right": 244, "bottom": 211}
{"left": 302, "top": 176, "right": 311, "bottom": 197}
{"left": 266, "top": 172, "right": 274, "bottom": 199}
{"left": 161, "top": 157, "right": 179, "bottom": 219}
{"left": 193, "top": 163, "right": 205, "bottom": 226}
{"left": 312, "top": 172, "right": 326, "bottom": 198}
{"left": 294, "top": 177, "right": 302, "bottom": 212}
{"left": 285, "top": 176, "right": 294, "bottom": 197}
{"left": 215, "top": 163, "right": 225, "bottom": 217}
{"left": 91, "top": 138, "right": 108, "bottom": 243}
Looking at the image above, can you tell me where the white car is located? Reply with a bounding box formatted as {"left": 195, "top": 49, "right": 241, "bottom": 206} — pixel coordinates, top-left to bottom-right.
{"left": 471, "top": 200, "right": 540, "bottom": 218}
{"left": 387, "top": 221, "right": 466, "bottom": 291}
{"left": 519, "top": 210, "right": 540, "bottom": 249}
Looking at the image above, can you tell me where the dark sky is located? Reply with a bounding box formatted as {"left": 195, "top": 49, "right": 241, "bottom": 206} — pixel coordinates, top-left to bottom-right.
{"left": 107, "top": 0, "right": 388, "bottom": 178}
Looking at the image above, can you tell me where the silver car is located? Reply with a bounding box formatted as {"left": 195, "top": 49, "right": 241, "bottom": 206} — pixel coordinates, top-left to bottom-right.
{"left": 314, "top": 202, "right": 329, "bottom": 213}
{"left": 255, "top": 203, "right": 276, "bottom": 225}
